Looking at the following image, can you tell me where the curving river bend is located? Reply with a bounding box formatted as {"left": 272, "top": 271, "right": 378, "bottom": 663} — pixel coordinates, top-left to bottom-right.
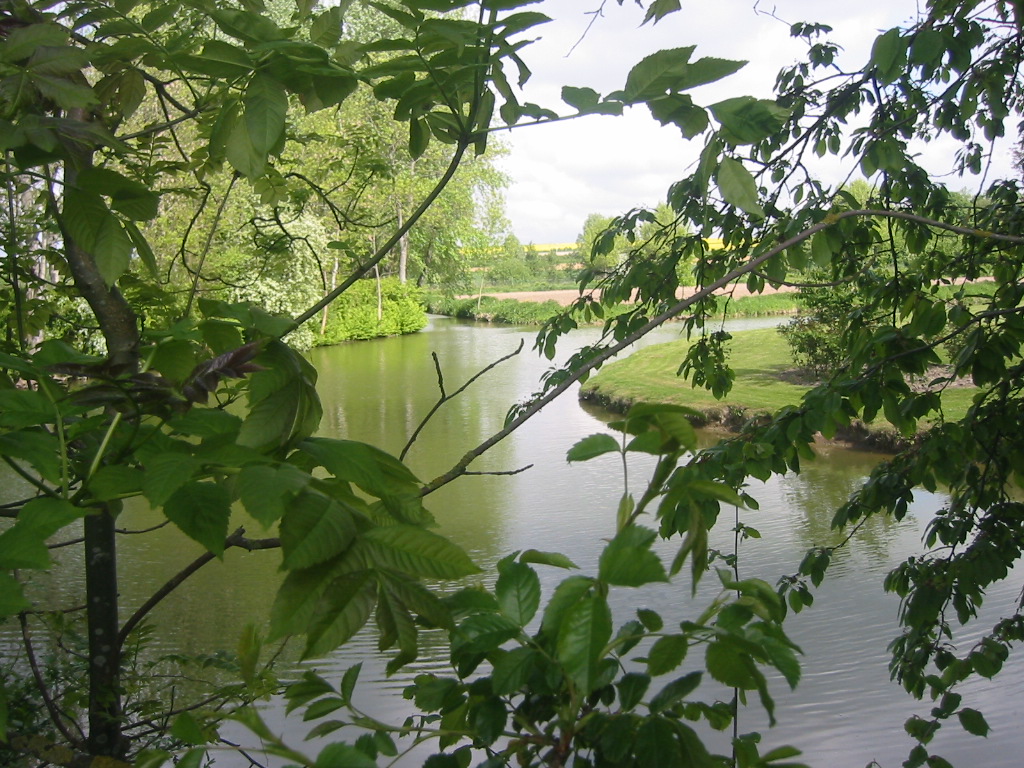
{"left": 21, "top": 316, "right": 1024, "bottom": 766}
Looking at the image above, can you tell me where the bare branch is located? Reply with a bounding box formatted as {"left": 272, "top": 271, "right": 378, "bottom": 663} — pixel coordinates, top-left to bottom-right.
{"left": 401, "top": 340, "right": 525, "bottom": 461}
{"left": 292, "top": 140, "right": 471, "bottom": 328}
{"left": 19, "top": 612, "right": 85, "bottom": 748}
{"left": 118, "top": 529, "right": 280, "bottom": 647}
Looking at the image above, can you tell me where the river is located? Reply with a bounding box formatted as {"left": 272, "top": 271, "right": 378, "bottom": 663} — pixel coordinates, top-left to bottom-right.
{"left": 12, "top": 315, "right": 1024, "bottom": 767}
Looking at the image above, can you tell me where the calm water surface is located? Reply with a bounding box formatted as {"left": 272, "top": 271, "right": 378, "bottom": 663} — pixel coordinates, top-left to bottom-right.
{"left": 13, "top": 316, "right": 1024, "bottom": 767}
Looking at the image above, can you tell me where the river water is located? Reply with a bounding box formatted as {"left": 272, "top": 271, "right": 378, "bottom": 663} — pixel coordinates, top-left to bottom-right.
{"left": 14, "top": 316, "right": 1024, "bottom": 767}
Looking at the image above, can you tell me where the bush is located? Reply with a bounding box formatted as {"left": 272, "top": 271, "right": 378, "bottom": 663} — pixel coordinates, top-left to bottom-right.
{"left": 318, "top": 277, "right": 427, "bottom": 345}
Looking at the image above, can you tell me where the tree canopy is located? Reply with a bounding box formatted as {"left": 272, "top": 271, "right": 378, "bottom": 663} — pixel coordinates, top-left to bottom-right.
{"left": 1, "top": 1, "right": 1024, "bottom": 767}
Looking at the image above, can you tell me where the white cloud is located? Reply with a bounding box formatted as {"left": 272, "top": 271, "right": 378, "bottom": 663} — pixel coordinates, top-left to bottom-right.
{"left": 495, "top": 0, "right": 1001, "bottom": 244}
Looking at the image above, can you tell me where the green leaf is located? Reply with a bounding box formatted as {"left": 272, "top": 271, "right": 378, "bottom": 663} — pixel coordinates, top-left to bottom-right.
{"left": 33, "top": 74, "right": 97, "bottom": 109}
{"left": 0, "top": 573, "right": 30, "bottom": 616}
{"left": 623, "top": 46, "right": 696, "bottom": 102}
{"left": 0, "top": 429, "right": 61, "bottom": 483}
{"left": 647, "top": 94, "right": 709, "bottom": 138}
{"left": 647, "top": 634, "right": 689, "bottom": 676}
{"left": 0, "top": 389, "right": 56, "bottom": 428}
{"left": 171, "top": 712, "right": 206, "bottom": 746}
{"left": 870, "top": 28, "right": 907, "bottom": 84}
{"left": 340, "top": 663, "right": 361, "bottom": 704}
{"left": 649, "top": 671, "right": 702, "bottom": 713}
{"left": 958, "top": 708, "right": 990, "bottom": 737}
{"left": 709, "top": 96, "right": 789, "bottom": 144}
{"left": 637, "top": 608, "right": 663, "bottom": 631}
{"left": 519, "top": 549, "right": 577, "bottom": 569}
{"left": 541, "top": 575, "right": 593, "bottom": 636}
{"left": 635, "top": 717, "right": 682, "bottom": 767}
{"left": 471, "top": 697, "right": 506, "bottom": 746}
{"left": 124, "top": 220, "right": 158, "bottom": 278}
{"left": 76, "top": 167, "right": 159, "bottom": 221}
{"left": 298, "top": 438, "right": 420, "bottom": 500}
{"left": 237, "top": 463, "right": 309, "bottom": 527}
{"left": 452, "top": 613, "right": 521, "bottom": 655}
{"left": 490, "top": 647, "right": 538, "bottom": 695}
{"left": 211, "top": 8, "right": 284, "bottom": 44}
{"left": 62, "top": 188, "right": 132, "bottom": 285}
{"left": 598, "top": 526, "right": 668, "bottom": 587}
{"left": 1, "top": 23, "right": 68, "bottom": 61}
{"left": 0, "top": 498, "right": 77, "bottom": 569}
{"left": 642, "top": 0, "right": 681, "bottom": 24}
{"left": 706, "top": 640, "right": 758, "bottom": 689}
{"left": 280, "top": 491, "right": 357, "bottom": 570}
{"left": 225, "top": 119, "right": 265, "bottom": 179}
{"left": 304, "top": 571, "right": 377, "bottom": 658}
{"left": 561, "top": 85, "right": 599, "bottom": 112}
{"left": 314, "top": 743, "right": 377, "bottom": 768}
{"left": 557, "top": 593, "right": 612, "bottom": 694}
{"left": 715, "top": 157, "right": 763, "bottom": 217}
{"left": 238, "top": 341, "right": 322, "bottom": 452}
{"left": 310, "top": 7, "right": 343, "bottom": 46}
{"left": 496, "top": 561, "right": 541, "bottom": 626}
{"left": 88, "top": 465, "right": 144, "bottom": 502}
{"left": 132, "top": 749, "right": 171, "bottom": 768}
{"left": 164, "top": 481, "right": 232, "bottom": 556}
{"left": 566, "top": 432, "right": 620, "bottom": 462}
{"left": 361, "top": 525, "right": 479, "bottom": 579}
{"left": 245, "top": 73, "right": 287, "bottom": 155}
{"left": 409, "top": 117, "right": 429, "bottom": 159}
{"left": 616, "top": 672, "right": 650, "bottom": 710}
{"left": 142, "top": 453, "right": 201, "bottom": 508}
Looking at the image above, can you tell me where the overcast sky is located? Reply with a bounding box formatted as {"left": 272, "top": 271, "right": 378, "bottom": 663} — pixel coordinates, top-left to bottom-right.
{"left": 494, "top": 0, "right": 1002, "bottom": 245}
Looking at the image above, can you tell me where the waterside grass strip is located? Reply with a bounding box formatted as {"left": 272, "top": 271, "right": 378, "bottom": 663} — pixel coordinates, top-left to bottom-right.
{"left": 580, "top": 327, "right": 977, "bottom": 451}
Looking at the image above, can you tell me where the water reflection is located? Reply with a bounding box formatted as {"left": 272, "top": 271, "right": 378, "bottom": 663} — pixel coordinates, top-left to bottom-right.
{"left": 6, "top": 316, "right": 1023, "bottom": 767}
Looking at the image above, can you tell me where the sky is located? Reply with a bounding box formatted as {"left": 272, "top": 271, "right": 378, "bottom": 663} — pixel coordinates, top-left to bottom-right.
{"left": 493, "top": 0, "right": 1007, "bottom": 245}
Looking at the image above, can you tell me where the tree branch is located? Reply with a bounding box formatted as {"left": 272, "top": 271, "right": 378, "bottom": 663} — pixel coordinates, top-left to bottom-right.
{"left": 422, "top": 209, "right": 1024, "bottom": 495}
{"left": 19, "top": 612, "right": 84, "bottom": 748}
{"left": 118, "top": 529, "right": 280, "bottom": 647}
{"left": 400, "top": 340, "right": 524, "bottom": 461}
{"left": 291, "top": 140, "right": 470, "bottom": 328}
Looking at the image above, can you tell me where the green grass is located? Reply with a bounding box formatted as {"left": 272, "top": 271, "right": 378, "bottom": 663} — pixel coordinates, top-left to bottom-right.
{"left": 583, "top": 327, "right": 976, "bottom": 428}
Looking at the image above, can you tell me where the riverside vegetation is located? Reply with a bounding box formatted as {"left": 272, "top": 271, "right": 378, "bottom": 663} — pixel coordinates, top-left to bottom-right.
{"left": 2, "top": 2, "right": 1024, "bottom": 768}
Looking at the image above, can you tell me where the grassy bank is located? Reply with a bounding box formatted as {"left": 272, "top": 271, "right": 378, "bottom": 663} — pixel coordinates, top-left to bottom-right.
{"left": 427, "top": 292, "right": 799, "bottom": 325}
{"left": 581, "top": 327, "right": 976, "bottom": 446}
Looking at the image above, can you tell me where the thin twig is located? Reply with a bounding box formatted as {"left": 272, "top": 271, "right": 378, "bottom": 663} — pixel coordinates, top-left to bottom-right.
{"left": 19, "top": 612, "right": 84, "bottom": 748}
{"left": 183, "top": 173, "right": 239, "bottom": 318}
{"left": 292, "top": 140, "right": 471, "bottom": 328}
{"left": 463, "top": 465, "right": 534, "bottom": 477}
{"left": 118, "top": 529, "right": 281, "bottom": 646}
{"left": 400, "top": 340, "right": 525, "bottom": 460}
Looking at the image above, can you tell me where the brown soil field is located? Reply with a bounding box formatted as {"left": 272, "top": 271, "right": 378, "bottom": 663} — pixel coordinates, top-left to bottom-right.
{"left": 461, "top": 283, "right": 798, "bottom": 307}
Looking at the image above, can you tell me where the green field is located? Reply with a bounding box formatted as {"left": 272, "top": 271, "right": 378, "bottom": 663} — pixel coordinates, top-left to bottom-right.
{"left": 582, "top": 327, "right": 976, "bottom": 429}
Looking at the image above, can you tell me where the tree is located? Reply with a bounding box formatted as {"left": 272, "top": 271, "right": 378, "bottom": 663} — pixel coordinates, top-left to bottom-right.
{"left": 0, "top": 0, "right": 553, "bottom": 764}
{"left": 4, "top": 1, "right": 1024, "bottom": 768}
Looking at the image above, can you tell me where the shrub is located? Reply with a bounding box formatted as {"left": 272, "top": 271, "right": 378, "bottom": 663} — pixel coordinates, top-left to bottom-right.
{"left": 318, "top": 277, "right": 427, "bottom": 344}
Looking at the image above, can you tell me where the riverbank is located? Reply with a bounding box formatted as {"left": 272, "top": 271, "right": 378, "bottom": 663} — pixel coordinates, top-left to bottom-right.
{"left": 427, "top": 290, "right": 798, "bottom": 325}
{"left": 459, "top": 282, "right": 798, "bottom": 307}
{"left": 580, "top": 327, "right": 977, "bottom": 452}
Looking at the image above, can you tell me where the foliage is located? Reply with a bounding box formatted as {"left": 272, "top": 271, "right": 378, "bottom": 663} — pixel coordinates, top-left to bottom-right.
{"left": 3, "top": 0, "right": 1024, "bottom": 767}
{"left": 522, "top": 3, "right": 1024, "bottom": 765}
{"left": 427, "top": 294, "right": 566, "bottom": 325}
{"left": 776, "top": 268, "right": 863, "bottom": 378}
{"left": 320, "top": 277, "right": 427, "bottom": 344}
{"left": 237, "top": 403, "right": 807, "bottom": 768}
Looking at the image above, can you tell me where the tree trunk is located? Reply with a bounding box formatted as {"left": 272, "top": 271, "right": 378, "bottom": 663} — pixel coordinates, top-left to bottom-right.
{"left": 397, "top": 202, "right": 409, "bottom": 284}
{"left": 84, "top": 507, "right": 124, "bottom": 758}
{"left": 60, "top": 124, "right": 138, "bottom": 759}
